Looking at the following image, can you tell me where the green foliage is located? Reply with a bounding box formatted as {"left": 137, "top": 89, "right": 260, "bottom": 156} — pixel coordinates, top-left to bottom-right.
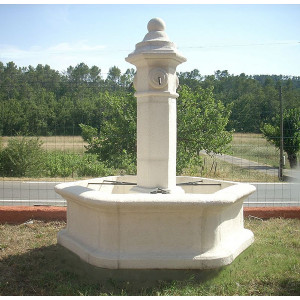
{"left": 1, "top": 61, "right": 300, "bottom": 136}
{"left": 45, "top": 152, "right": 79, "bottom": 177}
{"left": 177, "top": 150, "right": 203, "bottom": 176}
{"left": 2, "top": 60, "right": 299, "bottom": 176}
{"left": 79, "top": 124, "right": 98, "bottom": 143}
{"left": 177, "top": 70, "right": 300, "bottom": 133}
{"left": 0, "top": 136, "right": 116, "bottom": 178}
{"left": 79, "top": 91, "right": 137, "bottom": 173}
{"left": 261, "top": 108, "right": 300, "bottom": 168}
{"left": 0, "top": 136, "right": 45, "bottom": 177}
{"left": 76, "top": 154, "right": 114, "bottom": 177}
{"left": 79, "top": 85, "right": 232, "bottom": 175}
{"left": 44, "top": 152, "right": 113, "bottom": 178}
{"left": 177, "top": 85, "right": 233, "bottom": 173}
{"left": 98, "top": 92, "right": 136, "bottom": 164}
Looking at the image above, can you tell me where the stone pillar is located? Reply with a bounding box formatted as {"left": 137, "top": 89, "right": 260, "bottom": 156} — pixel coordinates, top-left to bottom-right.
{"left": 126, "top": 18, "right": 186, "bottom": 193}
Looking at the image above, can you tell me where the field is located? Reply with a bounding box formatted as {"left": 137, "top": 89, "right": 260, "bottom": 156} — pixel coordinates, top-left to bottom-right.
{"left": 2, "top": 133, "right": 277, "bottom": 155}
{"left": 1, "top": 133, "right": 288, "bottom": 182}
{"left": 231, "top": 133, "right": 281, "bottom": 168}
{"left": 2, "top": 133, "right": 279, "bottom": 158}
{"left": 0, "top": 218, "right": 299, "bottom": 296}
{"left": 196, "top": 154, "right": 279, "bottom": 182}
{"left": 1, "top": 136, "right": 87, "bottom": 153}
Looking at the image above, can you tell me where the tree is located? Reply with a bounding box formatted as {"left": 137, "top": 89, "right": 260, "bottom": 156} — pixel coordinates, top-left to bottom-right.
{"left": 177, "top": 69, "right": 202, "bottom": 90}
{"left": 2, "top": 60, "right": 300, "bottom": 137}
{"left": 89, "top": 65, "right": 102, "bottom": 83}
{"left": 71, "top": 62, "right": 90, "bottom": 83}
{"left": 261, "top": 108, "right": 300, "bottom": 168}
{"left": 177, "top": 85, "right": 232, "bottom": 172}
{"left": 120, "top": 68, "right": 135, "bottom": 89}
{"left": 79, "top": 91, "right": 137, "bottom": 172}
{"left": 80, "top": 85, "right": 232, "bottom": 175}
{"left": 1, "top": 61, "right": 22, "bottom": 100}
{"left": 106, "top": 66, "right": 121, "bottom": 86}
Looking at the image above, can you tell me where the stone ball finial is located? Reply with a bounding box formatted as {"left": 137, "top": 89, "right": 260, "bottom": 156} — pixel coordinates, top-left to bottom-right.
{"left": 147, "top": 18, "right": 166, "bottom": 32}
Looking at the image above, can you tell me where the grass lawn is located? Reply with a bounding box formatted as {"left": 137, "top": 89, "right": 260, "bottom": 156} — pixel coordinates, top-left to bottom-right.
{"left": 0, "top": 218, "right": 299, "bottom": 296}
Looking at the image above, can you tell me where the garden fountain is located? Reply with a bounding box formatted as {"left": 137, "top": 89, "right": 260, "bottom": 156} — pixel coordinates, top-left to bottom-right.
{"left": 55, "top": 18, "right": 256, "bottom": 269}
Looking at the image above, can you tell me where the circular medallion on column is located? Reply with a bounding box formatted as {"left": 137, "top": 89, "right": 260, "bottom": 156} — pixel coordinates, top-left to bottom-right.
{"left": 149, "top": 68, "right": 168, "bottom": 89}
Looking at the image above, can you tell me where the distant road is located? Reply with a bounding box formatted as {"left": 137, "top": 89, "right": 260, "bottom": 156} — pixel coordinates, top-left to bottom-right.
{"left": 0, "top": 181, "right": 66, "bottom": 206}
{"left": 0, "top": 180, "right": 299, "bottom": 207}
{"left": 245, "top": 182, "right": 300, "bottom": 207}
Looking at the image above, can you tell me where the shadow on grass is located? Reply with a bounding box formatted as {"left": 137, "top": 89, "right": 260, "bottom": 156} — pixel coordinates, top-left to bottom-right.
{"left": 0, "top": 243, "right": 221, "bottom": 296}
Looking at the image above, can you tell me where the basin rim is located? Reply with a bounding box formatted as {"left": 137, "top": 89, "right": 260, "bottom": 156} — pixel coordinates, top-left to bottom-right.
{"left": 55, "top": 176, "right": 256, "bottom": 209}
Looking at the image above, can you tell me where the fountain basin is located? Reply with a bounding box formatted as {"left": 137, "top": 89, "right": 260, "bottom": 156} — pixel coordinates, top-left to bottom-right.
{"left": 55, "top": 175, "right": 255, "bottom": 269}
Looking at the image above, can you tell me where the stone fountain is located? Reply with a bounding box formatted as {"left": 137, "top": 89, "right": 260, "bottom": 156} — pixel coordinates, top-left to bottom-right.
{"left": 55, "top": 18, "right": 256, "bottom": 269}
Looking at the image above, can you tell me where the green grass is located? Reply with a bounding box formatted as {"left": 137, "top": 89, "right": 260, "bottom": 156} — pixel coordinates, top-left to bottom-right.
{"left": 0, "top": 218, "right": 299, "bottom": 296}
{"left": 199, "top": 153, "right": 279, "bottom": 182}
{"left": 231, "top": 133, "right": 292, "bottom": 168}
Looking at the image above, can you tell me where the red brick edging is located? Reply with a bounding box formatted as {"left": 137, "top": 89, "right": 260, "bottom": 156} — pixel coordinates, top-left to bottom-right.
{"left": 0, "top": 206, "right": 67, "bottom": 224}
{"left": 0, "top": 206, "right": 300, "bottom": 224}
{"left": 244, "top": 207, "right": 300, "bottom": 219}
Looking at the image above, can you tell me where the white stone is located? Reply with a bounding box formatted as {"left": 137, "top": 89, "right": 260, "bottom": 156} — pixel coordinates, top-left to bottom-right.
{"left": 147, "top": 17, "right": 166, "bottom": 32}
{"left": 56, "top": 176, "right": 255, "bottom": 269}
{"left": 56, "top": 18, "right": 256, "bottom": 270}
{"left": 126, "top": 18, "right": 186, "bottom": 192}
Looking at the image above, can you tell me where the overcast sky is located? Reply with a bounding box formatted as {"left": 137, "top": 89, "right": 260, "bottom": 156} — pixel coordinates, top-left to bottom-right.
{"left": 0, "top": 3, "right": 299, "bottom": 77}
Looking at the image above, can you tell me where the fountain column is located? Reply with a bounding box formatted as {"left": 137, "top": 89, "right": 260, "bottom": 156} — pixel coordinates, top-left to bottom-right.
{"left": 126, "top": 18, "right": 186, "bottom": 192}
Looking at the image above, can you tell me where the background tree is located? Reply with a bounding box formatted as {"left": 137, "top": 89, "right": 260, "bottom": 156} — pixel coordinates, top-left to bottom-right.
{"left": 1, "top": 61, "right": 300, "bottom": 136}
{"left": 177, "top": 85, "right": 232, "bottom": 173}
{"left": 105, "top": 66, "right": 122, "bottom": 90}
{"left": 261, "top": 108, "right": 300, "bottom": 168}
{"left": 79, "top": 91, "right": 137, "bottom": 173}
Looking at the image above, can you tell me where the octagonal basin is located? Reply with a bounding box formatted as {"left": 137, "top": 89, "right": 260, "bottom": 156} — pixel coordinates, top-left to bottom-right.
{"left": 55, "top": 175, "right": 255, "bottom": 269}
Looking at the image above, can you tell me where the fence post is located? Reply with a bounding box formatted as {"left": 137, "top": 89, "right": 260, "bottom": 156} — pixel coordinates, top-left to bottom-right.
{"left": 279, "top": 84, "right": 284, "bottom": 181}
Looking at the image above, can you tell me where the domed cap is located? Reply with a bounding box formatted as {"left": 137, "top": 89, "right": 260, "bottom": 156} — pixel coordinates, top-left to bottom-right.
{"left": 142, "top": 17, "right": 170, "bottom": 42}
{"left": 147, "top": 17, "right": 166, "bottom": 32}
{"left": 126, "top": 17, "right": 186, "bottom": 64}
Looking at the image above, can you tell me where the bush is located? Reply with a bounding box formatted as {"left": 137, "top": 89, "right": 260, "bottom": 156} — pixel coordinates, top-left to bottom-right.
{"left": 76, "top": 154, "right": 113, "bottom": 177}
{"left": 44, "top": 152, "right": 80, "bottom": 178}
{"left": 0, "top": 136, "right": 45, "bottom": 177}
{"left": 261, "top": 108, "right": 300, "bottom": 168}
{"left": 44, "top": 152, "right": 114, "bottom": 178}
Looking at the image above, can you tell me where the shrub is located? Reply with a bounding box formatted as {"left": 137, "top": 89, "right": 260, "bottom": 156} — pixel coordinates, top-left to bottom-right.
{"left": 44, "top": 152, "right": 114, "bottom": 178}
{"left": 44, "top": 152, "right": 79, "bottom": 178}
{"left": 76, "top": 154, "right": 113, "bottom": 177}
{"left": 0, "top": 136, "right": 45, "bottom": 177}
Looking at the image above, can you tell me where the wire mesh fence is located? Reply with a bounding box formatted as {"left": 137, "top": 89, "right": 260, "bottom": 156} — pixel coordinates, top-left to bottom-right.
{"left": 1, "top": 62, "right": 299, "bottom": 208}
{"left": 1, "top": 131, "right": 299, "bottom": 207}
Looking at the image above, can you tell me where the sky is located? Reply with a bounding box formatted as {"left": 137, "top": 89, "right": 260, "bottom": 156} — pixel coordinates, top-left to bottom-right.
{"left": 0, "top": 3, "right": 300, "bottom": 77}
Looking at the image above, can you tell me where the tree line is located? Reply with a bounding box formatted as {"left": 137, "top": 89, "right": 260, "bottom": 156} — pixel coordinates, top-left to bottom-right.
{"left": 0, "top": 61, "right": 135, "bottom": 136}
{"left": 0, "top": 61, "right": 299, "bottom": 137}
{"left": 178, "top": 69, "right": 300, "bottom": 133}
